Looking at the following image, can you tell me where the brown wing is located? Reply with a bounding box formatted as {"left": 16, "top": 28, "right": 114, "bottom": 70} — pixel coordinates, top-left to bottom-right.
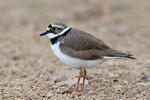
{"left": 60, "top": 28, "right": 135, "bottom": 60}
{"left": 60, "top": 29, "right": 111, "bottom": 60}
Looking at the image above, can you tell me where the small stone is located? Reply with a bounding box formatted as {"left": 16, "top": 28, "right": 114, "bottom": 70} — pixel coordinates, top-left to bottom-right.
{"left": 46, "top": 92, "right": 52, "bottom": 97}
{"left": 61, "top": 87, "right": 74, "bottom": 94}
{"left": 108, "top": 73, "right": 120, "bottom": 77}
{"left": 12, "top": 56, "right": 19, "bottom": 60}
{"left": 52, "top": 85, "right": 58, "bottom": 89}
{"left": 140, "top": 75, "right": 148, "bottom": 81}
{"left": 87, "top": 90, "right": 93, "bottom": 94}
{"left": 136, "top": 82, "right": 150, "bottom": 86}
{"left": 123, "top": 81, "right": 128, "bottom": 85}
{"left": 113, "top": 85, "right": 123, "bottom": 91}
{"left": 113, "top": 79, "right": 119, "bottom": 83}
{"left": 56, "top": 88, "right": 61, "bottom": 93}
{"left": 54, "top": 76, "right": 67, "bottom": 82}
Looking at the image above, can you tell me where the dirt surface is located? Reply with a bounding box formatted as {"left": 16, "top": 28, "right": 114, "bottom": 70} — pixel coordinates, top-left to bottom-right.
{"left": 0, "top": 0, "right": 150, "bottom": 99}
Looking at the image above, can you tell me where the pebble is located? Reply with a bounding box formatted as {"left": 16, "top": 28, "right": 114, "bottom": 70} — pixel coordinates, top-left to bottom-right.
{"left": 12, "top": 56, "right": 19, "bottom": 60}
{"left": 54, "top": 76, "right": 67, "bottom": 82}
{"left": 140, "top": 76, "right": 148, "bottom": 81}
{"left": 52, "top": 85, "right": 58, "bottom": 89}
{"left": 61, "top": 87, "right": 74, "bottom": 94}
{"left": 123, "top": 81, "right": 128, "bottom": 85}
{"left": 46, "top": 92, "right": 52, "bottom": 97}
{"left": 87, "top": 90, "right": 94, "bottom": 94}
{"left": 113, "top": 85, "right": 123, "bottom": 91}
{"left": 136, "top": 82, "right": 150, "bottom": 86}
{"left": 113, "top": 79, "right": 119, "bottom": 83}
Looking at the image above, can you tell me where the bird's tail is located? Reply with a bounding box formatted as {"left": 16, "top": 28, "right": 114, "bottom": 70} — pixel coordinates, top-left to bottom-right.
{"left": 104, "top": 49, "right": 136, "bottom": 59}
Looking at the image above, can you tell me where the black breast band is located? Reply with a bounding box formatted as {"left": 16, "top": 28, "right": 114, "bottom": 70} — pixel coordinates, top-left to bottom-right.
{"left": 50, "top": 28, "right": 72, "bottom": 45}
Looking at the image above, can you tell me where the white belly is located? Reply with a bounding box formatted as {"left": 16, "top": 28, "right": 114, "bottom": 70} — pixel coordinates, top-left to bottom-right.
{"left": 50, "top": 42, "right": 104, "bottom": 69}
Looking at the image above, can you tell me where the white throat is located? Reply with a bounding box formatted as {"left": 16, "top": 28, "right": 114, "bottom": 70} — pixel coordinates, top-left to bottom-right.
{"left": 47, "top": 27, "right": 71, "bottom": 39}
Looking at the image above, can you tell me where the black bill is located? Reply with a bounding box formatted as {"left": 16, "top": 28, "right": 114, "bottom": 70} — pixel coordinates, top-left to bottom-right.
{"left": 40, "top": 31, "right": 49, "bottom": 36}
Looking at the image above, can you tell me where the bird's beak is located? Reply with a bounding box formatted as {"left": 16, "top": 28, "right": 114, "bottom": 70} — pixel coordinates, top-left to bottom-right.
{"left": 40, "top": 31, "right": 49, "bottom": 36}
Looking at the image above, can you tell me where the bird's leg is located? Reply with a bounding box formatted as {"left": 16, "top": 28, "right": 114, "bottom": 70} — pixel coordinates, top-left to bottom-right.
{"left": 76, "top": 68, "right": 83, "bottom": 90}
{"left": 81, "top": 69, "right": 86, "bottom": 91}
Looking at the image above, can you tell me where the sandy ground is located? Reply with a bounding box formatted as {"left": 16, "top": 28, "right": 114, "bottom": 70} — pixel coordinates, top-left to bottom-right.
{"left": 0, "top": 0, "right": 150, "bottom": 99}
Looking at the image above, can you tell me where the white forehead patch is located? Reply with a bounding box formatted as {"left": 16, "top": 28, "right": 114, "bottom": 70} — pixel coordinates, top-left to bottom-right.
{"left": 51, "top": 24, "right": 63, "bottom": 28}
{"left": 46, "top": 27, "right": 50, "bottom": 31}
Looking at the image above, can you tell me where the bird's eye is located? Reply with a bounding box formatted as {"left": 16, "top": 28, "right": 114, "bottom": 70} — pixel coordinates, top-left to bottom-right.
{"left": 50, "top": 27, "right": 57, "bottom": 32}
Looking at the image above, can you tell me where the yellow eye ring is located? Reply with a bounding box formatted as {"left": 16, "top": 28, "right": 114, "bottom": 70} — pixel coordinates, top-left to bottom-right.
{"left": 50, "top": 27, "right": 57, "bottom": 32}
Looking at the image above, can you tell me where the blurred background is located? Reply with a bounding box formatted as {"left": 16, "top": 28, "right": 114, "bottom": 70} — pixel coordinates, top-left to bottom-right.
{"left": 0, "top": 0, "right": 150, "bottom": 99}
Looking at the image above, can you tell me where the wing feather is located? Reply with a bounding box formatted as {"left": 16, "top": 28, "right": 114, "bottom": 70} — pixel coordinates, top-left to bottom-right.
{"left": 60, "top": 29, "right": 135, "bottom": 60}
{"left": 60, "top": 29, "right": 110, "bottom": 60}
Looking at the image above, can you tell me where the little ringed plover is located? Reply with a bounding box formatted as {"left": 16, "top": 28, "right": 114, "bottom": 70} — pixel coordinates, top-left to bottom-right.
{"left": 40, "top": 23, "right": 135, "bottom": 91}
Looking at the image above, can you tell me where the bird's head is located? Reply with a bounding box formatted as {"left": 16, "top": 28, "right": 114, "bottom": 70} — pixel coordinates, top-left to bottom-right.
{"left": 40, "top": 23, "right": 71, "bottom": 39}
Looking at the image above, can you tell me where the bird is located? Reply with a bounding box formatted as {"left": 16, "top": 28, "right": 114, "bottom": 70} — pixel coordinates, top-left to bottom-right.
{"left": 40, "top": 23, "right": 135, "bottom": 91}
